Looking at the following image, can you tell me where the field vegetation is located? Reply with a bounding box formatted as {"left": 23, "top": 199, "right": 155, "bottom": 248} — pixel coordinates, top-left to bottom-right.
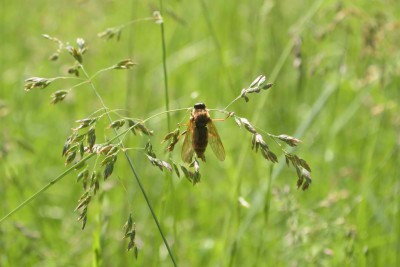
{"left": 1, "top": 0, "right": 399, "bottom": 266}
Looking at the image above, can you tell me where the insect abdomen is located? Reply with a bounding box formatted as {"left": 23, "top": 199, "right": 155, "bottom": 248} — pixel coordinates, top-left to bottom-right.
{"left": 193, "top": 125, "right": 208, "bottom": 160}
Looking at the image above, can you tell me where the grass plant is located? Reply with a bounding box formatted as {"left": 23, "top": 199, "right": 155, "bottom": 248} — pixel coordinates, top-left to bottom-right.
{"left": 1, "top": 1, "right": 399, "bottom": 266}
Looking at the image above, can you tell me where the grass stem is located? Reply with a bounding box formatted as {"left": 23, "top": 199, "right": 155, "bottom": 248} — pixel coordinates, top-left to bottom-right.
{"left": 80, "top": 66, "right": 178, "bottom": 266}
{"left": 159, "top": 15, "right": 171, "bottom": 133}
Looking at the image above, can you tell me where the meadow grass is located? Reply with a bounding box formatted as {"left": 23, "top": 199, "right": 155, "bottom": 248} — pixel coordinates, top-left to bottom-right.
{"left": 1, "top": 0, "right": 399, "bottom": 266}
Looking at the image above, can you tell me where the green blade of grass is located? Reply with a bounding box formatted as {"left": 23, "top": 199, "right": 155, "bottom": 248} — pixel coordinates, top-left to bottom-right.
{"left": 0, "top": 153, "right": 95, "bottom": 224}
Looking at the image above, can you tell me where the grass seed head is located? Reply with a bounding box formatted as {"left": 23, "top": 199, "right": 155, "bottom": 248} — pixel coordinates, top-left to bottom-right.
{"left": 153, "top": 11, "right": 163, "bottom": 24}
{"left": 103, "top": 162, "right": 115, "bottom": 180}
{"left": 113, "top": 59, "right": 136, "bottom": 69}
{"left": 277, "top": 134, "right": 302, "bottom": 147}
{"left": 24, "top": 77, "right": 52, "bottom": 91}
{"left": 98, "top": 27, "right": 122, "bottom": 41}
{"left": 87, "top": 126, "right": 96, "bottom": 150}
{"left": 108, "top": 119, "right": 126, "bottom": 130}
{"left": 50, "top": 90, "right": 68, "bottom": 104}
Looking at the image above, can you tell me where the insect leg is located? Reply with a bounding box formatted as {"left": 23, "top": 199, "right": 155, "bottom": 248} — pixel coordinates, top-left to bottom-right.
{"left": 177, "top": 129, "right": 188, "bottom": 141}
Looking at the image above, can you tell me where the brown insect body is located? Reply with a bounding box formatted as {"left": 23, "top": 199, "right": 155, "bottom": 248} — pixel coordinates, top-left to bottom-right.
{"left": 191, "top": 106, "right": 211, "bottom": 161}
{"left": 181, "top": 103, "right": 225, "bottom": 163}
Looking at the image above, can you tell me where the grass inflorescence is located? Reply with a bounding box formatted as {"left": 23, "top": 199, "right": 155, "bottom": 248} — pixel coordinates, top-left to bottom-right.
{"left": 17, "top": 28, "right": 312, "bottom": 264}
{"left": 3, "top": 1, "right": 398, "bottom": 266}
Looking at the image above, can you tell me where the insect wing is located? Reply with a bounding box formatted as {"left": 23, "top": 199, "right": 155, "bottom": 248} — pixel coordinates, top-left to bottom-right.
{"left": 181, "top": 120, "right": 195, "bottom": 163}
{"left": 207, "top": 121, "right": 225, "bottom": 161}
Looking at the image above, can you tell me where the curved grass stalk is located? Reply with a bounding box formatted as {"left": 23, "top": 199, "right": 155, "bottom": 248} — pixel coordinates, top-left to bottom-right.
{"left": 119, "top": 17, "right": 157, "bottom": 29}
{"left": 79, "top": 64, "right": 177, "bottom": 266}
{"left": 0, "top": 154, "right": 94, "bottom": 224}
{"left": 0, "top": 101, "right": 187, "bottom": 265}
{"left": 235, "top": 81, "right": 338, "bottom": 241}
{"left": 224, "top": 0, "right": 327, "bottom": 265}
{"left": 0, "top": 117, "right": 147, "bottom": 224}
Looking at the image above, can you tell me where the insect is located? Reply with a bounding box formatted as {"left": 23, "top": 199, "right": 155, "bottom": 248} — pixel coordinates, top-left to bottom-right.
{"left": 181, "top": 103, "right": 225, "bottom": 163}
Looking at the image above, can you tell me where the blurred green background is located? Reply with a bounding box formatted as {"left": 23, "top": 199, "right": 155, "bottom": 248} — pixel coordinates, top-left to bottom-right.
{"left": 1, "top": 0, "right": 399, "bottom": 266}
